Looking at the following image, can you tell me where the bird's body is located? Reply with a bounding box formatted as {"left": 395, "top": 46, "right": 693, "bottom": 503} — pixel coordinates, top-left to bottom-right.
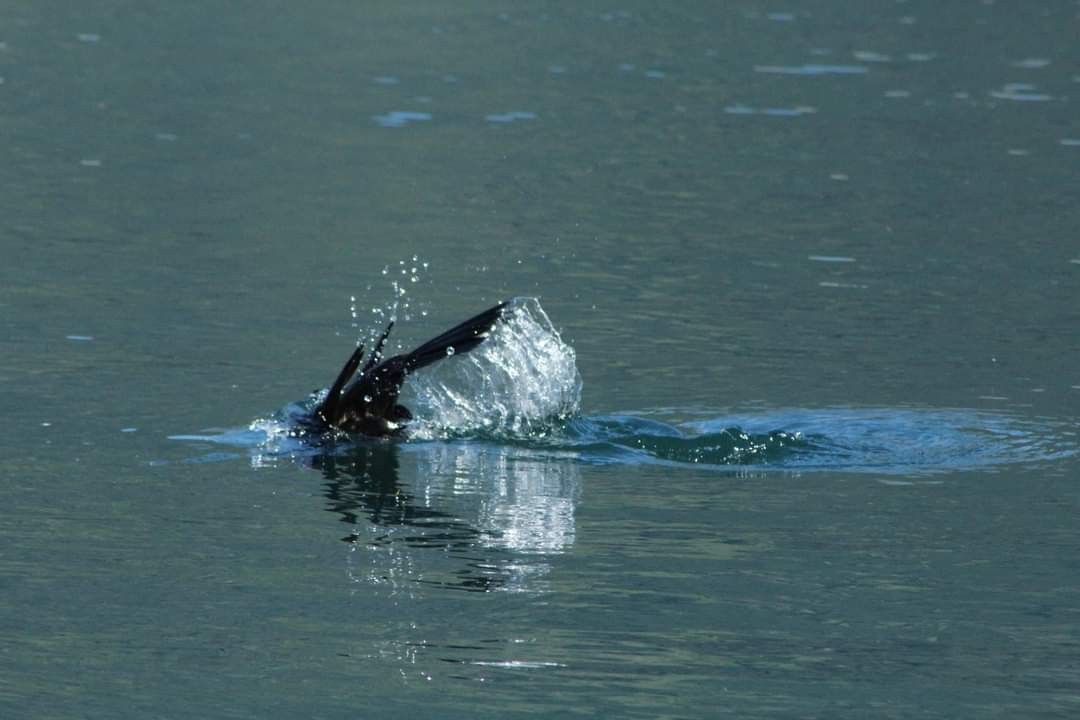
{"left": 300, "top": 301, "right": 509, "bottom": 437}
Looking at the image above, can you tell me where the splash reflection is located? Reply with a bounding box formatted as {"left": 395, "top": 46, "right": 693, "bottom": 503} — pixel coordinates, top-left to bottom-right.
{"left": 315, "top": 441, "right": 579, "bottom": 595}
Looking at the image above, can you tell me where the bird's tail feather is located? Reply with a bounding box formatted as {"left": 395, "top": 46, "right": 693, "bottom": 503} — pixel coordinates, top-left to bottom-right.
{"left": 317, "top": 343, "right": 364, "bottom": 424}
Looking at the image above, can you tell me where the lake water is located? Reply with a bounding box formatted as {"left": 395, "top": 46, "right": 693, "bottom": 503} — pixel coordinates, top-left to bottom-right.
{"left": 2, "top": 1, "right": 1079, "bottom": 717}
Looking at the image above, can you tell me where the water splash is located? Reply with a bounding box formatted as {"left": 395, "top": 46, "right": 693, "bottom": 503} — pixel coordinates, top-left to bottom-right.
{"left": 356, "top": 255, "right": 431, "bottom": 352}
{"left": 403, "top": 297, "right": 582, "bottom": 440}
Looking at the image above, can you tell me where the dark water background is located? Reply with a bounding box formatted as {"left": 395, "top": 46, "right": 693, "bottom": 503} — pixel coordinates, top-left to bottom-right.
{"left": 2, "top": 2, "right": 1079, "bottom": 718}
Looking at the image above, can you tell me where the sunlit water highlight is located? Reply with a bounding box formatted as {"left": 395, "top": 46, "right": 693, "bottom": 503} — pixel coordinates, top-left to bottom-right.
{"left": 170, "top": 300, "right": 1076, "bottom": 476}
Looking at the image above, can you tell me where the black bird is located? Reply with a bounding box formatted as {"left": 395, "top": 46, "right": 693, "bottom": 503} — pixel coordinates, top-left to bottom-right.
{"left": 301, "top": 301, "right": 510, "bottom": 437}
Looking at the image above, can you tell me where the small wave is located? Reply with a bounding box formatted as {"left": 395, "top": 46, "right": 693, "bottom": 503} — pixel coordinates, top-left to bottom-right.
{"left": 532, "top": 415, "right": 809, "bottom": 468}
{"left": 676, "top": 408, "right": 1078, "bottom": 474}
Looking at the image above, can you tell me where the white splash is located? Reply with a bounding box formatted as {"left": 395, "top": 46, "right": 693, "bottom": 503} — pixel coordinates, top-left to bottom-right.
{"left": 404, "top": 298, "right": 581, "bottom": 439}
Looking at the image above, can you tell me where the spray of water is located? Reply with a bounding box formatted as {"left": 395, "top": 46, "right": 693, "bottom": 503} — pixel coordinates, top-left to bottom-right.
{"left": 403, "top": 297, "right": 582, "bottom": 440}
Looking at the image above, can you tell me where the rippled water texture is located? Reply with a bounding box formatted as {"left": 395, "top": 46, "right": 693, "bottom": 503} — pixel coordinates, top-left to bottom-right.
{"left": 3, "top": 1, "right": 1079, "bottom": 718}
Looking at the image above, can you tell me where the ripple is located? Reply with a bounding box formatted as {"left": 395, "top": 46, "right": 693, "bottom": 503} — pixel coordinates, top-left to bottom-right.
{"left": 990, "top": 83, "right": 1052, "bottom": 102}
{"left": 677, "top": 408, "right": 1078, "bottom": 474}
{"left": 372, "top": 111, "right": 432, "bottom": 128}
{"left": 853, "top": 51, "right": 891, "bottom": 63}
{"left": 485, "top": 111, "right": 537, "bottom": 124}
{"left": 724, "top": 104, "right": 817, "bottom": 117}
{"left": 754, "top": 64, "right": 868, "bottom": 76}
{"left": 819, "top": 281, "right": 869, "bottom": 289}
{"left": 1011, "top": 58, "right": 1051, "bottom": 69}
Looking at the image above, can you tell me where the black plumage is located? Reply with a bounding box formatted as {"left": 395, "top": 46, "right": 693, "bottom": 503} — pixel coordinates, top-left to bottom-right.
{"left": 304, "top": 301, "right": 509, "bottom": 437}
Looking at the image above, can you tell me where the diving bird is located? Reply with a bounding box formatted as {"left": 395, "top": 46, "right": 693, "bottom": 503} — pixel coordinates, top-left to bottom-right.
{"left": 301, "top": 301, "right": 510, "bottom": 437}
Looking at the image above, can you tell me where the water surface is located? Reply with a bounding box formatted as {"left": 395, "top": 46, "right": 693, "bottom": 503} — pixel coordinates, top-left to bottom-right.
{"left": 2, "top": 1, "right": 1079, "bottom": 718}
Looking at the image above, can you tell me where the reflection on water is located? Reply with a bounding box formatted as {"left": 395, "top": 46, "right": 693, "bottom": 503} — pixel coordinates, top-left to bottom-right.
{"left": 415, "top": 443, "right": 578, "bottom": 554}
{"left": 312, "top": 441, "right": 579, "bottom": 594}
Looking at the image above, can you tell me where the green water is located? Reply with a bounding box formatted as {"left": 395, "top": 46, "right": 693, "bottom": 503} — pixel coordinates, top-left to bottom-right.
{"left": 2, "top": 1, "right": 1079, "bottom": 717}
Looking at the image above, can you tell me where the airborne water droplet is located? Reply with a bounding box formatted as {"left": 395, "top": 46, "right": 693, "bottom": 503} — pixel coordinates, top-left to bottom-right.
{"left": 446, "top": 346, "right": 455, "bottom": 356}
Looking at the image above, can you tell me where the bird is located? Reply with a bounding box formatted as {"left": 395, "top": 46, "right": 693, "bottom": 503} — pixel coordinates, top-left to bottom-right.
{"left": 299, "top": 300, "right": 510, "bottom": 437}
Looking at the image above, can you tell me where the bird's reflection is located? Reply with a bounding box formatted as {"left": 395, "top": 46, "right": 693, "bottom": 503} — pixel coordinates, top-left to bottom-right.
{"left": 309, "top": 441, "right": 580, "bottom": 593}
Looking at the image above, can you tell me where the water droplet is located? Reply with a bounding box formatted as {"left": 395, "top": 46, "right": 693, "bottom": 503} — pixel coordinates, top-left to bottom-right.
{"left": 446, "top": 346, "right": 455, "bottom": 356}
